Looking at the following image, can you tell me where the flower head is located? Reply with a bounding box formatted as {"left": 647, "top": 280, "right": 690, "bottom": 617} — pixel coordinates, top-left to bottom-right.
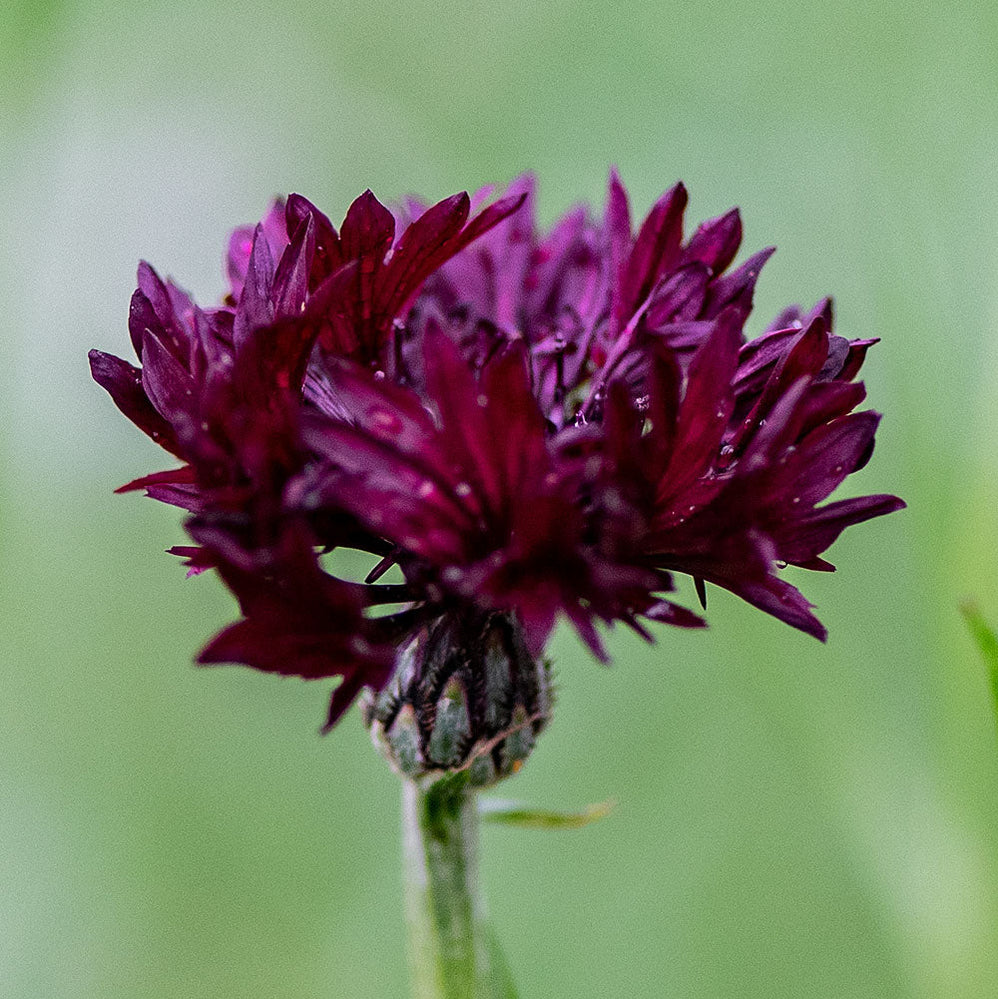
{"left": 91, "top": 174, "right": 903, "bottom": 737}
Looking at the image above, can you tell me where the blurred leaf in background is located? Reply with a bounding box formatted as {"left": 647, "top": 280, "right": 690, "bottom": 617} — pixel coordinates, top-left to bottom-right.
{"left": 961, "top": 602, "right": 998, "bottom": 732}
{"left": 2, "top": 2, "right": 998, "bottom": 998}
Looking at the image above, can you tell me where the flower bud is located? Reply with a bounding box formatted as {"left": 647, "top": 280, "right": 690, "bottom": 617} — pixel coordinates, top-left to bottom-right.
{"left": 362, "top": 613, "right": 553, "bottom": 788}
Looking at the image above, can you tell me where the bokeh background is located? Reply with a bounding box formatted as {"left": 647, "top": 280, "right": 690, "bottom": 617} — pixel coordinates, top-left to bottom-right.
{"left": 3, "top": 2, "right": 998, "bottom": 996}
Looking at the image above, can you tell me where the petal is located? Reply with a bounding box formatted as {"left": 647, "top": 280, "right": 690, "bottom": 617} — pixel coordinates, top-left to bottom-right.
{"left": 681, "top": 208, "right": 742, "bottom": 274}
{"left": 286, "top": 193, "right": 344, "bottom": 285}
{"left": 645, "top": 263, "right": 710, "bottom": 326}
{"left": 378, "top": 192, "right": 471, "bottom": 317}
{"left": 232, "top": 223, "right": 276, "bottom": 346}
{"left": 605, "top": 167, "right": 632, "bottom": 322}
{"left": 702, "top": 246, "right": 775, "bottom": 321}
{"left": 140, "top": 329, "right": 197, "bottom": 428}
{"left": 88, "top": 349, "right": 181, "bottom": 455}
{"left": 770, "top": 410, "right": 883, "bottom": 509}
{"left": 779, "top": 493, "right": 906, "bottom": 563}
{"left": 619, "top": 181, "right": 688, "bottom": 321}
{"left": 340, "top": 189, "right": 396, "bottom": 260}
{"left": 115, "top": 464, "right": 195, "bottom": 494}
{"left": 658, "top": 308, "right": 742, "bottom": 503}
{"left": 272, "top": 213, "right": 315, "bottom": 319}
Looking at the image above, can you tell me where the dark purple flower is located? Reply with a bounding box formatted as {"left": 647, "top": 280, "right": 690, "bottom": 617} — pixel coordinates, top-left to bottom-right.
{"left": 91, "top": 173, "right": 903, "bottom": 733}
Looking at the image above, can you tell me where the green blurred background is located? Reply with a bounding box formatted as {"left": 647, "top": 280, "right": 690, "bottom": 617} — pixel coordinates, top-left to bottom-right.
{"left": 2, "top": 1, "right": 997, "bottom": 996}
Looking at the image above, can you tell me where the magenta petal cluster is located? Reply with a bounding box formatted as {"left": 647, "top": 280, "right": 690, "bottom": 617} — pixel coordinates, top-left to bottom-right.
{"left": 91, "top": 174, "right": 903, "bottom": 729}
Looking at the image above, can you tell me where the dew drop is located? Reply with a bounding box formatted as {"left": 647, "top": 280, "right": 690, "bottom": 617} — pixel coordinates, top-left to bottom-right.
{"left": 370, "top": 407, "right": 402, "bottom": 433}
{"left": 792, "top": 496, "right": 800, "bottom": 504}
{"left": 454, "top": 482, "right": 472, "bottom": 497}
{"left": 418, "top": 480, "right": 435, "bottom": 498}
{"left": 775, "top": 559, "right": 788, "bottom": 569}
{"left": 373, "top": 370, "right": 386, "bottom": 381}
{"left": 477, "top": 393, "right": 489, "bottom": 408}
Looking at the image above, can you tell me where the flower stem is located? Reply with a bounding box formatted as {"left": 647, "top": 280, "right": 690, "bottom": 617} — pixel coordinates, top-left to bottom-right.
{"left": 402, "top": 778, "right": 517, "bottom": 999}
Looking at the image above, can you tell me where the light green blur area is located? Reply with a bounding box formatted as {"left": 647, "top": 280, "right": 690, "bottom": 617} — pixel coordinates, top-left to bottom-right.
{"left": 2, "top": 2, "right": 997, "bottom": 996}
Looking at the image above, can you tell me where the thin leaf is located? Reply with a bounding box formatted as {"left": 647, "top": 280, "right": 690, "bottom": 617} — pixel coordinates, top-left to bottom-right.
{"left": 479, "top": 798, "right": 615, "bottom": 830}
{"left": 961, "top": 601, "right": 998, "bottom": 728}
{"left": 484, "top": 923, "right": 520, "bottom": 999}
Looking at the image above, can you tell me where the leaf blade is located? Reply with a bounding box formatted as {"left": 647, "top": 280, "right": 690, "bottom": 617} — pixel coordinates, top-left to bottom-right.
{"left": 479, "top": 799, "right": 615, "bottom": 830}
{"left": 961, "top": 601, "right": 998, "bottom": 728}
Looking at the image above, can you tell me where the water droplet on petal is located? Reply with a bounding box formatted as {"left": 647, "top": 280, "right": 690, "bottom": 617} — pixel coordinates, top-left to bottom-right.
{"left": 454, "top": 482, "right": 472, "bottom": 497}
{"left": 775, "top": 559, "right": 788, "bottom": 569}
{"left": 370, "top": 407, "right": 402, "bottom": 433}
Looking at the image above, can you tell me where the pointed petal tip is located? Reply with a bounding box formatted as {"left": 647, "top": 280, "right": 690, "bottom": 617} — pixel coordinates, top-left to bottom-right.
{"left": 654, "top": 180, "right": 688, "bottom": 209}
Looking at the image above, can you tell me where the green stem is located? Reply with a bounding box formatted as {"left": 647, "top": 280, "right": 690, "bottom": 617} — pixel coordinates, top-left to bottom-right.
{"left": 402, "top": 779, "right": 517, "bottom": 999}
